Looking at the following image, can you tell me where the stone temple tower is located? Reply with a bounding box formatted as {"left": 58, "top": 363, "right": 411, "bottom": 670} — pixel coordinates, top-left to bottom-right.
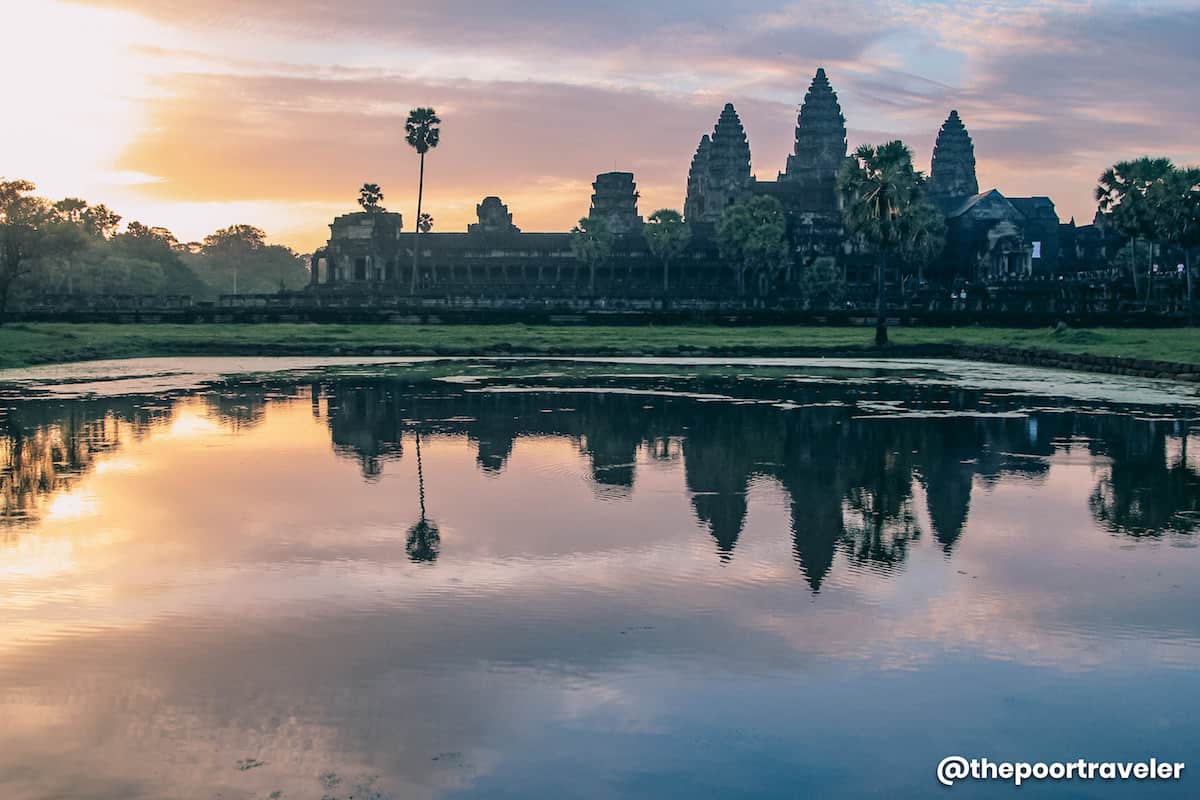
{"left": 589, "top": 172, "right": 643, "bottom": 235}
{"left": 781, "top": 68, "right": 847, "bottom": 188}
{"left": 929, "top": 110, "right": 979, "bottom": 200}
{"left": 684, "top": 103, "right": 753, "bottom": 224}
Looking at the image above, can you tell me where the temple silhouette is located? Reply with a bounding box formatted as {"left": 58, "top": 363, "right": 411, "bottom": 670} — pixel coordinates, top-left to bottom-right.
{"left": 307, "top": 68, "right": 1097, "bottom": 301}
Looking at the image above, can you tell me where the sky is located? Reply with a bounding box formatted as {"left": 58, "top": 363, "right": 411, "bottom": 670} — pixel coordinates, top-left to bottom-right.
{"left": 3, "top": 0, "right": 1198, "bottom": 253}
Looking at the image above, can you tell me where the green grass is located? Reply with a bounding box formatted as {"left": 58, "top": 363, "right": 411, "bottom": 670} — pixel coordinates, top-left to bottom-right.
{"left": 1, "top": 322, "right": 1198, "bottom": 371}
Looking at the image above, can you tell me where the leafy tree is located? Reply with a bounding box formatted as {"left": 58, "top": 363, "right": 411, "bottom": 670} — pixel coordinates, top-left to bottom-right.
{"left": 81, "top": 205, "right": 122, "bottom": 239}
{"left": 112, "top": 224, "right": 208, "bottom": 297}
{"left": 52, "top": 198, "right": 121, "bottom": 238}
{"left": 405, "top": 107, "right": 440, "bottom": 294}
{"left": 358, "top": 183, "right": 385, "bottom": 213}
{"left": 716, "top": 195, "right": 789, "bottom": 298}
{"left": 418, "top": 212, "right": 433, "bottom": 234}
{"left": 52, "top": 197, "right": 88, "bottom": 224}
{"left": 0, "top": 180, "right": 83, "bottom": 322}
{"left": 838, "top": 140, "right": 938, "bottom": 345}
{"left": 1149, "top": 165, "right": 1200, "bottom": 322}
{"left": 194, "top": 224, "right": 307, "bottom": 294}
{"left": 799, "top": 256, "right": 847, "bottom": 310}
{"left": 570, "top": 215, "right": 614, "bottom": 295}
{"left": 1096, "top": 157, "right": 1175, "bottom": 299}
{"left": 643, "top": 208, "right": 691, "bottom": 302}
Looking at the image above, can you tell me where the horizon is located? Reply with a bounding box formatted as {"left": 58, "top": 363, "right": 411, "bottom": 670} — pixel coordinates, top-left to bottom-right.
{"left": 5, "top": 0, "right": 1199, "bottom": 253}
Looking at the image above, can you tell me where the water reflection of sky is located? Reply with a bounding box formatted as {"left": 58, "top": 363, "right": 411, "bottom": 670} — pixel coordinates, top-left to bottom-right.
{"left": 1, "top": 360, "right": 1199, "bottom": 799}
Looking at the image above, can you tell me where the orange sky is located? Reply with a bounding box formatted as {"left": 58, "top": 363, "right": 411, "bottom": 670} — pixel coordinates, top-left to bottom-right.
{"left": 4, "top": 0, "right": 1198, "bottom": 252}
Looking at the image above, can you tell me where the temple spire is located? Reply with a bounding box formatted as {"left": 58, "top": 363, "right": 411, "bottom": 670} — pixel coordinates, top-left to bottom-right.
{"left": 929, "top": 109, "right": 979, "bottom": 200}
{"left": 684, "top": 134, "right": 713, "bottom": 222}
{"left": 684, "top": 103, "right": 752, "bottom": 224}
{"left": 782, "top": 67, "right": 847, "bottom": 186}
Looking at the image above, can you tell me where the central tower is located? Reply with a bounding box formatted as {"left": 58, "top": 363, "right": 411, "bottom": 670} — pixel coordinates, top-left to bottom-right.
{"left": 781, "top": 68, "right": 847, "bottom": 188}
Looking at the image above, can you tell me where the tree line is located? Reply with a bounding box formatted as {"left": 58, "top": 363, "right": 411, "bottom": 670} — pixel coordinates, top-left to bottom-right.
{"left": 0, "top": 179, "right": 309, "bottom": 322}
{"left": 1096, "top": 158, "right": 1200, "bottom": 319}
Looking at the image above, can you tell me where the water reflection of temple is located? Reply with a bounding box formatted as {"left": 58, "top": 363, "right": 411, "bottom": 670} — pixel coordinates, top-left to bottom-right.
{"left": 4, "top": 374, "right": 1199, "bottom": 591}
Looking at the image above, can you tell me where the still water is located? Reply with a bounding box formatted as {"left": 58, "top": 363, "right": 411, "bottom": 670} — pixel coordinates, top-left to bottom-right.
{"left": 2, "top": 357, "right": 1199, "bottom": 799}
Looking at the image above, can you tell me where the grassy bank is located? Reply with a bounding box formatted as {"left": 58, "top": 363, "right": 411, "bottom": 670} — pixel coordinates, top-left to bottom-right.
{"left": 1, "top": 322, "right": 1198, "bottom": 371}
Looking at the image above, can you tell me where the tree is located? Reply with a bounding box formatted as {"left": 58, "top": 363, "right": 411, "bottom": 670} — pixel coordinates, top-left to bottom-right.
{"left": 194, "top": 224, "right": 306, "bottom": 295}
{"left": 643, "top": 208, "right": 691, "bottom": 303}
{"left": 895, "top": 195, "right": 945, "bottom": 289}
{"left": 570, "top": 215, "right": 614, "bottom": 296}
{"left": 716, "top": 195, "right": 789, "bottom": 298}
{"left": 52, "top": 197, "right": 88, "bottom": 224}
{"left": 112, "top": 223, "right": 208, "bottom": 297}
{"left": 1149, "top": 165, "right": 1200, "bottom": 323}
{"left": 1096, "top": 157, "right": 1175, "bottom": 301}
{"left": 81, "top": 205, "right": 122, "bottom": 239}
{"left": 838, "top": 140, "right": 938, "bottom": 346}
{"left": 358, "top": 183, "right": 385, "bottom": 213}
{"left": 405, "top": 107, "right": 440, "bottom": 294}
{"left": 0, "top": 180, "right": 81, "bottom": 323}
{"left": 418, "top": 212, "right": 433, "bottom": 234}
{"left": 52, "top": 198, "right": 121, "bottom": 238}
{"left": 799, "top": 256, "right": 847, "bottom": 310}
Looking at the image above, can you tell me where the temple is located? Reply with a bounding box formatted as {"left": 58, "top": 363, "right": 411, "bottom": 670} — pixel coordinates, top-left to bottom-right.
{"left": 309, "top": 68, "right": 1108, "bottom": 303}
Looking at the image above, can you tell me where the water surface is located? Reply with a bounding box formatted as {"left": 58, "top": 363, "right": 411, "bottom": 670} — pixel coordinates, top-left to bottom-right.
{"left": 2, "top": 358, "right": 1198, "bottom": 798}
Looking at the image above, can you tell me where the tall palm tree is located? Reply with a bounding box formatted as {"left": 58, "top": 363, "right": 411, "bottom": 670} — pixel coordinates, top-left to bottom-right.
{"left": 405, "top": 107, "right": 441, "bottom": 295}
{"left": 1096, "top": 157, "right": 1174, "bottom": 303}
{"left": 838, "top": 141, "right": 937, "bottom": 346}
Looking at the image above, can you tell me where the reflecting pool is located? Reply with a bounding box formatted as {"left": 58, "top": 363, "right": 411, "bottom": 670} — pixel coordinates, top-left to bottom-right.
{"left": 1, "top": 357, "right": 1199, "bottom": 798}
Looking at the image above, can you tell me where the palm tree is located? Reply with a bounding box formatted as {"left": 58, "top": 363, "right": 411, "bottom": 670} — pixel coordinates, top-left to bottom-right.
{"left": 1149, "top": 165, "right": 1200, "bottom": 323}
{"left": 643, "top": 208, "right": 691, "bottom": 305}
{"left": 405, "top": 107, "right": 441, "bottom": 295}
{"left": 838, "top": 141, "right": 938, "bottom": 346}
{"left": 570, "top": 215, "right": 614, "bottom": 296}
{"left": 1096, "top": 157, "right": 1174, "bottom": 303}
{"left": 358, "top": 183, "right": 385, "bottom": 213}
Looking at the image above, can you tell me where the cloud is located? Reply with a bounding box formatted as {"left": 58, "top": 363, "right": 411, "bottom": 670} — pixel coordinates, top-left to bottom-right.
{"left": 37, "top": 0, "right": 1200, "bottom": 246}
{"left": 116, "top": 69, "right": 809, "bottom": 246}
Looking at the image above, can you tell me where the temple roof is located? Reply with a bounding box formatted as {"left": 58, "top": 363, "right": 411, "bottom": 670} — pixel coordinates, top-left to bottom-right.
{"left": 936, "top": 189, "right": 1058, "bottom": 225}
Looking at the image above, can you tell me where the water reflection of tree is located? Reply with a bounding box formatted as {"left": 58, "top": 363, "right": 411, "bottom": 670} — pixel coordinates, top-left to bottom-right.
{"left": 1088, "top": 418, "right": 1200, "bottom": 537}
{"left": 839, "top": 423, "right": 922, "bottom": 573}
{"left": 1, "top": 400, "right": 168, "bottom": 528}
{"left": 405, "top": 429, "right": 440, "bottom": 563}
